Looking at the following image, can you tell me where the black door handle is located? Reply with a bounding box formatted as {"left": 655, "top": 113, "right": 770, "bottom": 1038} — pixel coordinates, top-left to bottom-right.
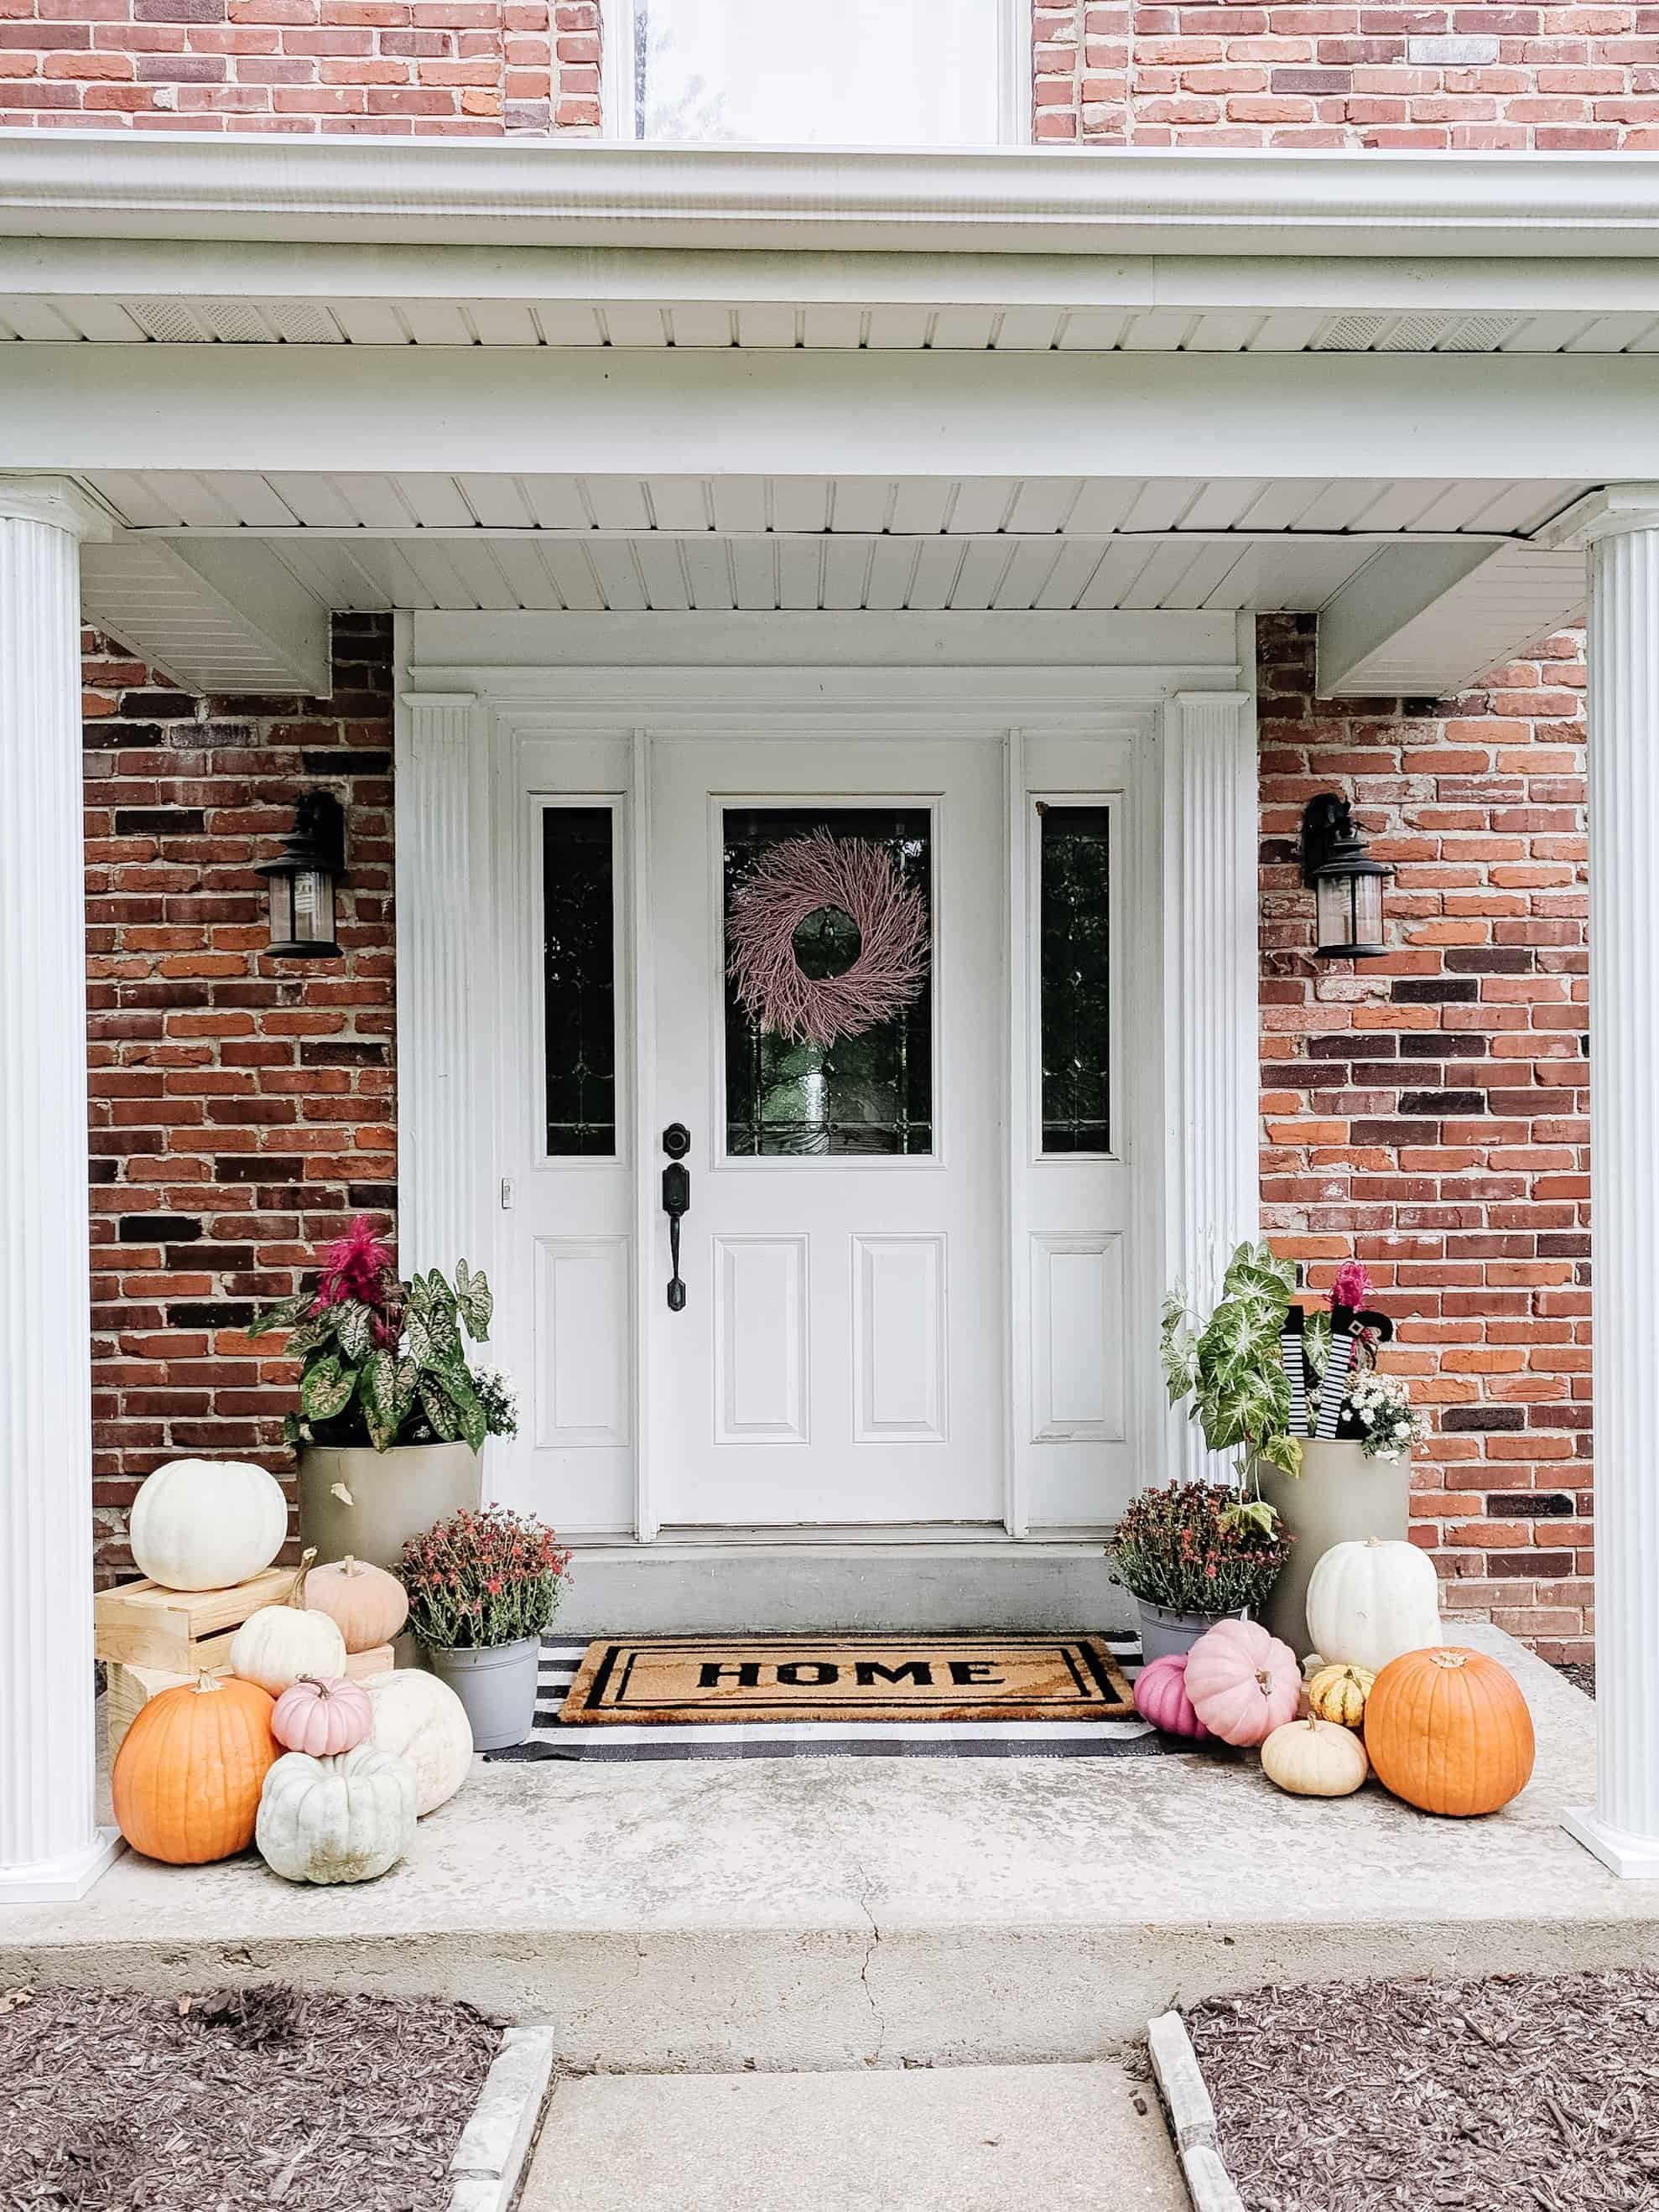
{"left": 662, "top": 1123, "right": 691, "bottom": 1311}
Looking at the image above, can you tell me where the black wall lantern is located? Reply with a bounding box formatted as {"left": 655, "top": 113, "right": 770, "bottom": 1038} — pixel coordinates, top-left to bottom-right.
{"left": 1300, "top": 792, "right": 1392, "bottom": 960}
{"left": 257, "top": 791, "right": 346, "bottom": 959}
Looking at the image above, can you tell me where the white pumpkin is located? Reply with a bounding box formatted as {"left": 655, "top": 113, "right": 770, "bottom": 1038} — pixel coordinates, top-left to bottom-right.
{"left": 129, "top": 1457, "right": 288, "bottom": 1591}
{"left": 229, "top": 1549, "right": 347, "bottom": 1695}
{"left": 1305, "top": 1536, "right": 1442, "bottom": 1675}
{"left": 256, "top": 1744, "right": 416, "bottom": 1884}
{"left": 367, "top": 1669, "right": 473, "bottom": 1816}
{"left": 1261, "top": 1716, "right": 1370, "bottom": 1799}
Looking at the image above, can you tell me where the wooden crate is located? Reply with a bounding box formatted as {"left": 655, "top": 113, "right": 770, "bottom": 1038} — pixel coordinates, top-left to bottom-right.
{"left": 94, "top": 1567, "right": 295, "bottom": 1675}
{"left": 105, "top": 1644, "right": 397, "bottom": 1762}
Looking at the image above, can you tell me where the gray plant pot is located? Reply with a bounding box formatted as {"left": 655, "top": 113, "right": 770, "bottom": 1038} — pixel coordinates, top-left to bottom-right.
{"left": 1254, "top": 1440, "right": 1412, "bottom": 1657}
{"left": 298, "top": 1440, "right": 481, "bottom": 1572}
{"left": 1136, "top": 1598, "right": 1248, "bottom": 1665}
{"left": 426, "top": 1636, "right": 542, "bottom": 1751}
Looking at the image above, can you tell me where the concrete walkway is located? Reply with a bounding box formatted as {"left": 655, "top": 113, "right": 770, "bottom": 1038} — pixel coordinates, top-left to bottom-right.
{"left": 7, "top": 1625, "right": 1650, "bottom": 2072}
{"left": 520, "top": 2061, "right": 1185, "bottom": 2212}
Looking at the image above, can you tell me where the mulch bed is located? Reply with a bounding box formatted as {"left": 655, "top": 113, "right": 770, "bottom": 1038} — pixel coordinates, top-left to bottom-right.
{"left": 1, "top": 1983, "right": 501, "bottom": 2212}
{"left": 1186, "top": 1970, "right": 1659, "bottom": 2211}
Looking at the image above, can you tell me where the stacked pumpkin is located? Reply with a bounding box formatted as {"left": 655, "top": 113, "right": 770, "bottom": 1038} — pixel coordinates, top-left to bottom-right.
{"left": 112, "top": 1461, "right": 476, "bottom": 1882}
{"left": 1132, "top": 1535, "right": 1537, "bottom": 1820}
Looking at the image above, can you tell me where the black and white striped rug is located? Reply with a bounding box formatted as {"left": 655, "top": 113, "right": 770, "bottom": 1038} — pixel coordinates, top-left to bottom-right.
{"left": 486, "top": 1635, "right": 1196, "bottom": 1763}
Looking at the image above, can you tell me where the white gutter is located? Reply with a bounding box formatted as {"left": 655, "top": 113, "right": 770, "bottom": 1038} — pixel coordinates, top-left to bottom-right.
{"left": 3, "top": 132, "right": 1659, "bottom": 258}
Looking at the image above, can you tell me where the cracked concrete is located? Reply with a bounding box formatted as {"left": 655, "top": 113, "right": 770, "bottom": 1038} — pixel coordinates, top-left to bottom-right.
{"left": 4, "top": 1627, "right": 1655, "bottom": 2073}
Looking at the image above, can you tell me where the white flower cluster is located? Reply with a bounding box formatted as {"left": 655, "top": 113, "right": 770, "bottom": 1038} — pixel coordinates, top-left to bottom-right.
{"left": 1344, "top": 1368, "right": 1427, "bottom": 1462}
{"left": 471, "top": 1364, "right": 521, "bottom": 1440}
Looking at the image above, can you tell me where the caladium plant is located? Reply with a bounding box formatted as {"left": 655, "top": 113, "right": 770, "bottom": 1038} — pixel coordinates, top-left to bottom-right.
{"left": 252, "top": 1218, "right": 502, "bottom": 1455}
{"left": 1160, "top": 1239, "right": 1304, "bottom": 1482}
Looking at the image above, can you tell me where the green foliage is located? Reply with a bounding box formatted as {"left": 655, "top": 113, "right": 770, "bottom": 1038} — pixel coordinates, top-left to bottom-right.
{"left": 251, "top": 1221, "right": 506, "bottom": 1456}
{"left": 1159, "top": 1240, "right": 1303, "bottom": 1481}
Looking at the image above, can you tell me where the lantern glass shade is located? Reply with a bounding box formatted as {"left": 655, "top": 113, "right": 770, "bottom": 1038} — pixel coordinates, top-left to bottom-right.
{"left": 1314, "top": 864, "right": 1387, "bottom": 959}
{"left": 259, "top": 792, "right": 345, "bottom": 958}
{"left": 267, "top": 865, "right": 337, "bottom": 957}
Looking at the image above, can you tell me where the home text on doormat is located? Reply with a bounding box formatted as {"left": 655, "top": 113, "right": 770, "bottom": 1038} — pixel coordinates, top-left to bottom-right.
{"left": 559, "top": 1634, "right": 1135, "bottom": 1725}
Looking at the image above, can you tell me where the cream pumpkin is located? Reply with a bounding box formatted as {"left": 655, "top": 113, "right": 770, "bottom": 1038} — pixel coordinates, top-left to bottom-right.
{"left": 367, "top": 1669, "right": 473, "bottom": 1816}
{"left": 1261, "top": 1716, "right": 1370, "bottom": 1799}
{"left": 129, "top": 1456, "right": 288, "bottom": 1592}
{"left": 1305, "top": 1537, "right": 1441, "bottom": 1675}
{"left": 304, "top": 1555, "right": 409, "bottom": 1654}
{"left": 228, "top": 1549, "right": 347, "bottom": 1696}
{"left": 257, "top": 1744, "right": 417, "bottom": 1884}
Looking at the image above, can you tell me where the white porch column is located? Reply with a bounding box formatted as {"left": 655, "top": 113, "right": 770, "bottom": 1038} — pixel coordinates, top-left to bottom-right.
{"left": 1161, "top": 686, "right": 1261, "bottom": 1485}
{"left": 395, "top": 688, "right": 491, "bottom": 1280}
{"left": 1565, "top": 488, "right": 1659, "bottom": 1877}
{"left": 0, "top": 477, "right": 121, "bottom": 1903}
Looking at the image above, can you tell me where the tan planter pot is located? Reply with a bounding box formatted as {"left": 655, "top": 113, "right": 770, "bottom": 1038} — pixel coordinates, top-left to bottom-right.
{"left": 1255, "top": 1441, "right": 1412, "bottom": 1659}
{"left": 298, "top": 1441, "right": 481, "bottom": 1572}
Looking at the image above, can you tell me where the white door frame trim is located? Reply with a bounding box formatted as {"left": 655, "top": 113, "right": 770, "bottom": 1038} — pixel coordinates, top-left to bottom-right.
{"left": 397, "top": 616, "right": 1258, "bottom": 1531}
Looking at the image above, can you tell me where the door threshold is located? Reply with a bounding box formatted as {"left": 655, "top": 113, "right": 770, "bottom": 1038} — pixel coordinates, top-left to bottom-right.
{"left": 568, "top": 1524, "right": 1115, "bottom": 1555}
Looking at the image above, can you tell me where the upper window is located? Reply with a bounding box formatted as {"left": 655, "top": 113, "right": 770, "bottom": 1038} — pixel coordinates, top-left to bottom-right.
{"left": 607, "top": 0, "right": 1020, "bottom": 148}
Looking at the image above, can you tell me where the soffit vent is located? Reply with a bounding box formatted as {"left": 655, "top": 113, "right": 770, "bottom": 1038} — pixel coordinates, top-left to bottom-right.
{"left": 126, "top": 300, "right": 212, "bottom": 344}
{"left": 1440, "top": 314, "right": 1526, "bottom": 352}
{"left": 1376, "top": 314, "right": 1456, "bottom": 351}
{"left": 1313, "top": 314, "right": 1391, "bottom": 351}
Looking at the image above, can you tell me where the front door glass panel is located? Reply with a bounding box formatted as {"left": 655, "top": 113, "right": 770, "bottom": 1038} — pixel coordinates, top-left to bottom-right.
{"left": 722, "top": 805, "right": 934, "bottom": 1157}
{"left": 1038, "top": 802, "right": 1110, "bottom": 1155}
{"left": 542, "top": 805, "right": 616, "bottom": 1157}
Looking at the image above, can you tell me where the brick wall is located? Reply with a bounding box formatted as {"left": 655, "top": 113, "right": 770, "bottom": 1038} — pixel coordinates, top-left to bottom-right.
{"left": 1043, "top": 2, "right": 1659, "bottom": 148}
{"left": 1258, "top": 613, "right": 1591, "bottom": 1662}
{"left": 0, "top": 0, "right": 598, "bottom": 132}
{"left": 85, "top": 615, "right": 394, "bottom": 1580}
{"left": 9, "top": 0, "right": 1656, "bottom": 141}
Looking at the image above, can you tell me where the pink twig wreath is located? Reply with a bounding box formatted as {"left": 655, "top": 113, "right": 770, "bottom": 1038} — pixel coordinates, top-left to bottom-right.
{"left": 726, "top": 829, "right": 930, "bottom": 1047}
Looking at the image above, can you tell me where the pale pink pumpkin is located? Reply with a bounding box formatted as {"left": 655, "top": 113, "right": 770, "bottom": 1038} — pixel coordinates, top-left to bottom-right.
{"left": 270, "top": 1675, "right": 374, "bottom": 1759}
{"left": 1183, "top": 1620, "right": 1301, "bottom": 1747}
{"left": 1133, "top": 1654, "right": 1210, "bottom": 1740}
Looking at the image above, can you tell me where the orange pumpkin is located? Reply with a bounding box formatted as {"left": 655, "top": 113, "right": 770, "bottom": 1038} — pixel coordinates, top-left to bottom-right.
{"left": 112, "top": 1671, "right": 278, "bottom": 1865}
{"left": 1364, "top": 1646, "right": 1535, "bottom": 1817}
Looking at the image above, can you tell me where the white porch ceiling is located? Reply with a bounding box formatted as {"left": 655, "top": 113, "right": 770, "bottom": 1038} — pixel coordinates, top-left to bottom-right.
{"left": 70, "top": 470, "right": 1588, "bottom": 691}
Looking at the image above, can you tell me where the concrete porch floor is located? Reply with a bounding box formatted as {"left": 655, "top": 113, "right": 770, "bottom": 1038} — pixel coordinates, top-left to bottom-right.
{"left": 2, "top": 1626, "right": 1650, "bottom": 2074}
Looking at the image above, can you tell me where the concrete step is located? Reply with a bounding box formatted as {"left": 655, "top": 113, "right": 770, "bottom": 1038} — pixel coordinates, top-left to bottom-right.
{"left": 554, "top": 1540, "right": 1131, "bottom": 1636}
{"left": 518, "top": 2062, "right": 1186, "bottom": 2212}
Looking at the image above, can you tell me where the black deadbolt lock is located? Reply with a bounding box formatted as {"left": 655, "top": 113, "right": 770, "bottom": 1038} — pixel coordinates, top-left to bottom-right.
{"left": 663, "top": 1122, "right": 691, "bottom": 1161}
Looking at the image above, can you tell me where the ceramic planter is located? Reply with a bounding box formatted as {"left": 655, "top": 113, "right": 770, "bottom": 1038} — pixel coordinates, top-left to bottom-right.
{"left": 298, "top": 1441, "right": 481, "bottom": 1572}
{"left": 1136, "top": 1598, "right": 1248, "bottom": 1665}
{"left": 426, "top": 1636, "right": 541, "bottom": 1751}
{"left": 1255, "top": 1439, "right": 1412, "bottom": 1657}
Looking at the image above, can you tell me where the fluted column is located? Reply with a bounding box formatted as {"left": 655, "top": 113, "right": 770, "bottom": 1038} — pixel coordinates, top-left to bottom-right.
{"left": 0, "top": 477, "right": 121, "bottom": 1901}
{"left": 395, "top": 691, "right": 489, "bottom": 1280}
{"left": 1162, "top": 688, "right": 1260, "bottom": 1485}
{"left": 1565, "top": 491, "right": 1659, "bottom": 1877}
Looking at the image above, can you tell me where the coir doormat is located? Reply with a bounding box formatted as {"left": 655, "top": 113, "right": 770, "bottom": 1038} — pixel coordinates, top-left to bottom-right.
{"left": 559, "top": 1633, "right": 1135, "bottom": 1726}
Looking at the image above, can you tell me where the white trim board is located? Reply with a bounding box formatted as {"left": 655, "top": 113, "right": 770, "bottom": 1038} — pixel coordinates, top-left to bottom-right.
{"left": 7, "top": 136, "right": 1659, "bottom": 260}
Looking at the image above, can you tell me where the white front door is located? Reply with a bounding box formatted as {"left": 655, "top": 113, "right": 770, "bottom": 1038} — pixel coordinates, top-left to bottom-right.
{"left": 647, "top": 734, "right": 1004, "bottom": 1528}
{"left": 486, "top": 681, "right": 1149, "bottom": 1545}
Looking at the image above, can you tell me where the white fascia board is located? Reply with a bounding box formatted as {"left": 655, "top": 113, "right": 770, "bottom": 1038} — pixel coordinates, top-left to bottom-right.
{"left": 4, "top": 132, "right": 1659, "bottom": 260}
{"left": 3, "top": 341, "right": 1648, "bottom": 486}
{"left": 80, "top": 535, "right": 330, "bottom": 696}
{"left": 1316, "top": 539, "right": 1587, "bottom": 698}
{"left": 8, "top": 237, "right": 1659, "bottom": 324}
{"left": 408, "top": 609, "right": 1241, "bottom": 674}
